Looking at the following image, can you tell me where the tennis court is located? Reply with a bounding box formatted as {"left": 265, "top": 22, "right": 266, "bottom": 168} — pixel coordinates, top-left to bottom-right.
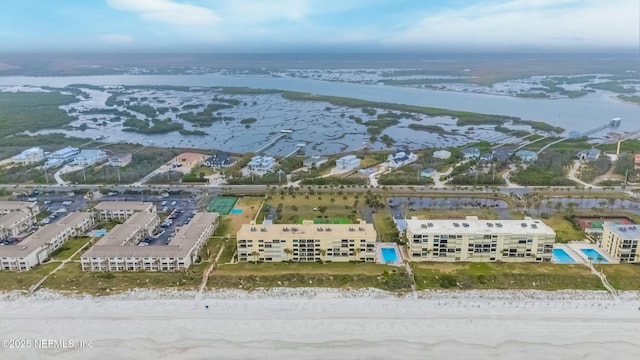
{"left": 298, "top": 217, "right": 351, "bottom": 224}
{"left": 207, "top": 196, "right": 238, "bottom": 215}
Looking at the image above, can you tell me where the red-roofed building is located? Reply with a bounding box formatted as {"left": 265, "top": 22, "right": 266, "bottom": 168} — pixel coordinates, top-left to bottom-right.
{"left": 634, "top": 153, "right": 640, "bottom": 170}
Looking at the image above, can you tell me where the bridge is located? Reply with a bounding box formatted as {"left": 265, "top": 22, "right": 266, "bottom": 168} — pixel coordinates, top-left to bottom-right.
{"left": 536, "top": 121, "right": 617, "bottom": 155}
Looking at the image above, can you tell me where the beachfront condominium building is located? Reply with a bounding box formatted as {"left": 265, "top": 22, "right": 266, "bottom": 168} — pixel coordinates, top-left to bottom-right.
{"left": 11, "top": 147, "right": 45, "bottom": 165}
{"left": 0, "top": 201, "right": 39, "bottom": 217}
{"left": 336, "top": 155, "right": 360, "bottom": 171}
{"left": 93, "top": 201, "right": 156, "bottom": 221}
{"left": 81, "top": 212, "right": 218, "bottom": 271}
{"left": 0, "top": 212, "right": 94, "bottom": 271}
{"left": 601, "top": 223, "right": 639, "bottom": 263}
{"left": 0, "top": 211, "right": 36, "bottom": 239}
{"left": 405, "top": 217, "right": 555, "bottom": 262}
{"left": 236, "top": 220, "right": 377, "bottom": 263}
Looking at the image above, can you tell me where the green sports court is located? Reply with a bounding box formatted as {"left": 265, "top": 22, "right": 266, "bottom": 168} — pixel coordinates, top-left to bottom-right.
{"left": 207, "top": 196, "right": 238, "bottom": 215}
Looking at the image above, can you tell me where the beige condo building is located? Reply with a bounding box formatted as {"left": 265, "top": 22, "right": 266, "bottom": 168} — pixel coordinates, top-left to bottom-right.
{"left": 81, "top": 212, "right": 218, "bottom": 271}
{"left": 93, "top": 201, "right": 155, "bottom": 221}
{"left": 236, "top": 220, "right": 377, "bottom": 263}
{"left": 601, "top": 223, "right": 639, "bottom": 263}
{"left": 406, "top": 217, "right": 555, "bottom": 262}
{"left": 0, "top": 212, "right": 94, "bottom": 271}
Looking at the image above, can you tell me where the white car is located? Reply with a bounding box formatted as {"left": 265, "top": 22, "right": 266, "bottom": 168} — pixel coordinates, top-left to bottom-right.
{"left": 171, "top": 201, "right": 177, "bottom": 206}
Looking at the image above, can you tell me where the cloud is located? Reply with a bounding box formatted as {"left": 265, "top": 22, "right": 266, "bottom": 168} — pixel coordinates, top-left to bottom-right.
{"left": 384, "top": 0, "right": 637, "bottom": 49}
{"left": 106, "top": 0, "right": 221, "bottom": 26}
{"left": 101, "top": 34, "right": 135, "bottom": 45}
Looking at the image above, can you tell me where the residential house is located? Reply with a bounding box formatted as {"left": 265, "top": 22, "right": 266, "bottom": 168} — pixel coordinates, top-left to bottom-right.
{"left": 46, "top": 146, "right": 79, "bottom": 165}
{"left": 11, "top": 147, "right": 45, "bottom": 165}
{"left": 73, "top": 150, "right": 107, "bottom": 166}
{"left": 492, "top": 148, "right": 514, "bottom": 162}
{"left": 634, "top": 154, "right": 640, "bottom": 170}
{"left": 461, "top": 148, "right": 481, "bottom": 159}
{"left": 577, "top": 148, "right": 601, "bottom": 162}
{"left": 433, "top": 150, "right": 452, "bottom": 160}
{"left": 246, "top": 156, "right": 277, "bottom": 175}
{"left": 515, "top": 150, "right": 538, "bottom": 162}
{"left": 387, "top": 150, "right": 418, "bottom": 168}
{"left": 236, "top": 220, "right": 376, "bottom": 263}
{"left": 336, "top": 155, "right": 360, "bottom": 171}
{"left": 108, "top": 153, "right": 133, "bottom": 167}
{"left": 204, "top": 152, "right": 234, "bottom": 168}
{"left": 303, "top": 155, "right": 328, "bottom": 168}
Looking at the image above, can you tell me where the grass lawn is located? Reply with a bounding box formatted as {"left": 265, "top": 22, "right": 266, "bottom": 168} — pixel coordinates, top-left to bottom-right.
{"left": 224, "top": 196, "right": 263, "bottom": 233}
{"left": 372, "top": 212, "right": 398, "bottom": 242}
{"left": 542, "top": 215, "right": 583, "bottom": 242}
{"left": 41, "top": 262, "right": 209, "bottom": 295}
{"left": 411, "top": 262, "right": 604, "bottom": 291}
{"left": 209, "top": 262, "right": 412, "bottom": 291}
{"left": 50, "top": 237, "right": 92, "bottom": 260}
{"left": 265, "top": 193, "right": 366, "bottom": 224}
{"left": 217, "top": 237, "right": 237, "bottom": 264}
{"left": 0, "top": 262, "right": 58, "bottom": 292}
{"left": 599, "top": 264, "right": 640, "bottom": 290}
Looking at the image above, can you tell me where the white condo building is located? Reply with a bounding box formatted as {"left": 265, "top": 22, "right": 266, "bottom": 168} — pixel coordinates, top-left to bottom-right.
{"left": 601, "top": 223, "right": 640, "bottom": 263}
{"left": 0, "top": 212, "right": 94, "bottom": 271}
{"left": 405, "top": 217, "right": 555, "bottom": 262}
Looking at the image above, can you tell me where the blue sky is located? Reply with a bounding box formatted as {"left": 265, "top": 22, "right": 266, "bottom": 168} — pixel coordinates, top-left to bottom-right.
{"left": 0, "top": 0, "right": 636, "bottom": 52}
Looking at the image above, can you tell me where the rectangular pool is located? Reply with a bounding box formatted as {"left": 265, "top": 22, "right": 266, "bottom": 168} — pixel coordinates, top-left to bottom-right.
{"left": 580, "top": 248, "right": 608, "bottom": 263}
{"left": 552, "top": 248, "right": 576, "bottom": 264}
{"left": 381, "top": 248, "right": 398, "bottom": 262}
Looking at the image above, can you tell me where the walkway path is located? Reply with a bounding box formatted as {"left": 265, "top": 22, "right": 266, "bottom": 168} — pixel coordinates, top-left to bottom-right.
{"left": 567, "top": 161, "right": 601, "bottom": 189}
{"left": 502, "top": 164, "right": 524, "bottom": 188}
{"left": 29, "top": 239, "right": 94, "bottom": 293}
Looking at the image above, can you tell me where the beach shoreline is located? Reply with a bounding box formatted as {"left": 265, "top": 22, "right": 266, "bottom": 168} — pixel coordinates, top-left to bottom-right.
{"left": 2, "top": 288, "right": 639, "bottom": 359}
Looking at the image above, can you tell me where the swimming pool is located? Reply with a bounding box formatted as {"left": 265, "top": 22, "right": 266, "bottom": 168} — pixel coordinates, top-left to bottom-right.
{"left": 580, "top": 248, "right": 608, "bottom": 263}
{"left": 552, "top": 248, "right": 576, "bottom": 264}
{"left": 381, "top": 248, "right": 398, "bottom": 262}
{"left": 230, "top": 208, "right": 243, "bottom": 214}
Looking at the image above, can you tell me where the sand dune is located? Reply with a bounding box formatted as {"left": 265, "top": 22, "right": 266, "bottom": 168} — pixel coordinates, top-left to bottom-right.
{"left": 1, "top": 289, "right": 639, "bottom": 360}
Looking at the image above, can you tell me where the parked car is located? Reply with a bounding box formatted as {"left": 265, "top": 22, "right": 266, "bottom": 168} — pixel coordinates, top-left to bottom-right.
{"left": 171, "top": 201, "right": 177, "bottom": 206}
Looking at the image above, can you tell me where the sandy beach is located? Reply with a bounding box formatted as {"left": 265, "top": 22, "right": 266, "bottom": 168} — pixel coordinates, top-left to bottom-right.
{"left": 1, "top": 288, "right": 639, "bottom": 360}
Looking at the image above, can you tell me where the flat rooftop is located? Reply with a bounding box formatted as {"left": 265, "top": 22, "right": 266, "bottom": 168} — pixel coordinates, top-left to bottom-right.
{"left": 405, "top": 218, "right": 555, "bottom": 235}
{"left": 604, "top": 223, "right": 640, "bottom": 238}
{"left": 94, "top": 201, "right": 153, "bottom": 211}
{"left": 0, "top": 201, "right": 37, "bottom": 212}
{"left": 0, "top": 211, "right": 32, "bottom": 229}
{"left": 237, "top": 220, "right": 376, "bottom": 240}
{"left": 82, "top": 212, "right": 218, "bottom": 259}
{"left": 95, "top": 212, "right": 159, "bottom": 247}
{"left": 0, "top": 212, "right": 93, "bottom": 258}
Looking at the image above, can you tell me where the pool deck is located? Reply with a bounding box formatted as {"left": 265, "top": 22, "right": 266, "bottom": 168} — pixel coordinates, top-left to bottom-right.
{"left": 376, "top": 243, "right": 404, "bottom": 267}
{"left": 563, "top": 242, "right": 618, "bottom": 264}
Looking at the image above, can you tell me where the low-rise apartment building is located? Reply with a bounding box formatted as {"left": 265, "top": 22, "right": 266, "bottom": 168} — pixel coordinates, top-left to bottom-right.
{"left": 236, "top": 220, "right": 377, "bottom": 263}
{"left": 81, "top": 212, "right": 218, "bottom": 271}
{"left": 405, "top": 217, "right": 555, "bottom": 262}
{"left": 0, "top": 212, "right": 94, "bottom": 271}
{"left": 93, "top": 201, "right": 155, "bottom": 221}
{"left": 0, "top": 201, "right": 39, "bottom": 216}
{"left": 601, "top": 223, "right": 639, "bottom": 263}
{"left": 0, "top": 211, "right": 36, "bottom": 238}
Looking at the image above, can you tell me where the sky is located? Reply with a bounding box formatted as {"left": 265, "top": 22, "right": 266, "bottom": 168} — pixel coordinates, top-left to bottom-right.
{"left": 0, "top": 0, "right": 637, "bottom": 52}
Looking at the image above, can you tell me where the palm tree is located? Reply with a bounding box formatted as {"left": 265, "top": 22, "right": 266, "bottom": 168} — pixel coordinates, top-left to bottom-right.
{"left": 251, "top": 251, "right": 259, "bottom": 264}
{"left": 587, "top": 256, "right": 593, "bottom": 267}
{"left": 597, "top": 256, "right": 604, "bottom": 265}
{"left": 353, "top": 247, "right": 361, "bottom": 262}
{"left": 283, "top": 248, "right": 293, "bottom": 262}
{"left": 319, "top": 249, "right": 326, "bottom": 264}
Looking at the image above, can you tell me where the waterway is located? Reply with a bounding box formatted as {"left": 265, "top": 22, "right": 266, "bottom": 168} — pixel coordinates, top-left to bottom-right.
{"left": 0, "top": 74, "right": 637, "bottom": 133}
